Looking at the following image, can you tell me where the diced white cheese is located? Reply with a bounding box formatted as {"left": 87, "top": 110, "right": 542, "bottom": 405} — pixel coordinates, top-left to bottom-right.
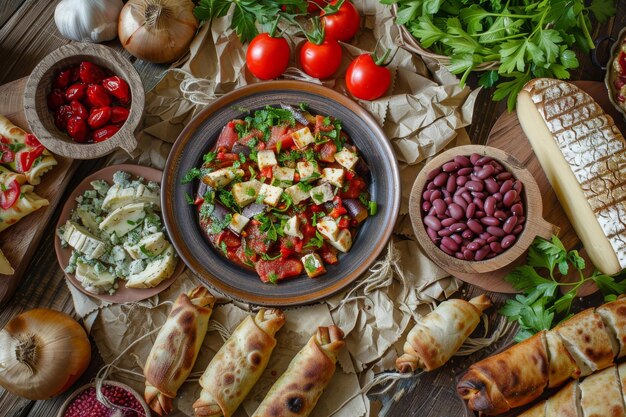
{"left": 310, "top": 183, "right": 334, "bottom": 205}
{"left": 292, "top": 127, "right": 315, "bottom": 149}
{"left": 257, "top": 150, "right": 278, "bottom": 170}
{"left": 229, "top": 213, "right": 250, "bottom": 234}
{"left": 328, "top": 229, "right": 352, "bottom": 253}
{"left": 231, "top": 179, "right": 262, "bottom": 207}
{"left": 316, "top": 216, "right": 339, "bottom": 241}
{"left": 98, "top": 203, "right": 146, "bottom": 237}
{"left": 204, "top": 167, "right": 244, "bottom": 189}
{"left": 283, "top": 215, "right": 303, "bottom": 239}
{"left": 301, "top": 253, "right": 326, "bottom": 278}
{"left": 273, "top": 166, "right": 295, "bottom": 183}
{"left": 284, "top": 184, "right": 310, "bottom": 205}
{"left": 63, "top": 221, "right": 106, "bottom": 260}
{"left": 334, "top": 149, "right": 359, "bottom": 170}
{"left": 259, "top": 183, "right": 283, "bottom": 207}
{"left": 321, "top": 168, "right": 345, "bottom": 188}
{"left": 297, "top": 161, "right": 320, "bottom": 181}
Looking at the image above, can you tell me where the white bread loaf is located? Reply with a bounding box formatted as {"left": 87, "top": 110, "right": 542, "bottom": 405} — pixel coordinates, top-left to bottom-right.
{"left": 517, "top": 78, "right": 626, "bottom": 275}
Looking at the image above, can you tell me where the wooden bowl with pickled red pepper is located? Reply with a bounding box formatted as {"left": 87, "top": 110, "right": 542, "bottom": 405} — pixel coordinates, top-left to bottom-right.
{"left": 24, "top": 43, "right": 144, "bottom": 159}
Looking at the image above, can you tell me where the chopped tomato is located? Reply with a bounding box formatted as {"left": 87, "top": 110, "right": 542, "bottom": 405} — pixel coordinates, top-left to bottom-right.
{"left": 18, "top": 146, "right": 45, "bottom": 173}
{"left": 217, "top": 230, "right": 241, "bottom": 248}
{"left": 260, "top": 166, "right": 273, "bottom": 179}
{"left": 238, "top": 128, "right": 263, "bottom": 146}
{"left": 245, "top": 223, "right": 271, "bottom": 253}
{"left": 267, "top": 125, "right": 288, "bottom": 148}
{"left": 25, "top": 134, "right": 42, "bottom": 147}
{"left": 314, "top": 114, "right": 334, "bottom": 134}
{"left": 216, "top": 123, "right": 239, "bottom": 150}
{"left": 329, "top": 206, "right": 347, "bottom": 219}
{"left": 280, "top": 245, "right": 295, "bottom": 258}
{"left": 318, "top": 142, "right": 337, "bottom": 163}
{"left": 340, "top": 177, "right": 367, "bottom": 199}
{"left": 320, "top": 244, "right": 339, "bottom": 265}
{"left": 194, "top": 196, "right": 204, "bottom": 206}
{"left": 345, "top": 170, "right": 356, "bottom": 180}
{"left": 310, "top": 204, "right": 323, "bottom": 213}
{"left": 256, "top": 258, "right": 303, "bottom": 283}
{"left": 0, "top": 180, "right": 20, "bottom": 210}
{"left": 302, "top": 222, "right": 317, "bottom": 239}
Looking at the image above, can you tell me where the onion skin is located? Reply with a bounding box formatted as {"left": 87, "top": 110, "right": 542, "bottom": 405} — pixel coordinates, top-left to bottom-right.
{"left": 118, "top": 0, "right": 199, "bottom": 64}
{"left": 0, "top": 309, "right": 91, "bottom": 400}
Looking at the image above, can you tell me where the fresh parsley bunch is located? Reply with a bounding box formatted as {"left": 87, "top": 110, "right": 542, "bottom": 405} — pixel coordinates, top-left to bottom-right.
{"left": 500, "top": 236, "right": 626, "bottom": 342}
{"left": 382, "top": 0, "right": 616, "bottom": 110}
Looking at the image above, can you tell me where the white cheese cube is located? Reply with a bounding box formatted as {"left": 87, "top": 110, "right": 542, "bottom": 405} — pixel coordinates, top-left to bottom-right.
{"left": 316, "top": 216, "right": 339, "bottom": 241}
{"left": 259, "top": 183, "right": 283, "bottom": 206}
{"left": 229, "top": 213, "right": 250, "bottom": 234}
{"left": 328, "top": 229, "right": 352, "bottom": 253}
{"left": 292, "top": 127, "right": 315, "bottom": 149}
{"left": 231, "top": 179, "right": 262, "bottom": 207}
{"left": 334, "top": 149, "right": 359, "bottom": 170}
{"left": 283, "top": 215, "right": 303, "bottom": 239}
{"left": 273, "top": 166, "right": 295, "bottom": 184}
{"left": 297, "top": 161, "right": 320, "bottom": 181}
{"left": 285, "top": 184, "right": 311, "bottom": 205}
{"left": 321, "top": 168, "right": 345, "bottom": 188}
{"left": 257, "top": 150, "right": 278, "bottom": 170}
{"left": 301, "top": 253, "right": 326, "bottom": 278}
{"left": 310, "top": 183, "right": 334, "bottom": 205}
{"left": 204, "top": 167, "right": 244, "bottom": 189}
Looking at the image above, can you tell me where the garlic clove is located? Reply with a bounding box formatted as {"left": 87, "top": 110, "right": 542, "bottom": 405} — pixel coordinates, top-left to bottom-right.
{"left": 55, "top": 0, "right": 123, "bottom": 43}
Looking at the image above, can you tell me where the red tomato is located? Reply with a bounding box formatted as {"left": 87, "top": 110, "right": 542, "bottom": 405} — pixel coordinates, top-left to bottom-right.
{"left": 345, "top": 54, "right": 391, "bottom": 100}
{"left": 322, "top": 0, "right": 360, "bottom": 42}
{"left": 18, "top": 146, "right": 44, "bottom": 173}
{"left": 246, "top": 33, "right": 290, "bottom": 80}
{"left": 300, "top": 39, "right": 342, "bottom": 79}
{"left": 0, "top": 180, "right": 20, "bottom": 210}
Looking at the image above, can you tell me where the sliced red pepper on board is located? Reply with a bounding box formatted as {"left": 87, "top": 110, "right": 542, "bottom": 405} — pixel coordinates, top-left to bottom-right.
{"left": 18, "top": 146, "right": 45, "bottom": 173}
{"left": 0, "top": 180, "right": 20, "bottom": 210}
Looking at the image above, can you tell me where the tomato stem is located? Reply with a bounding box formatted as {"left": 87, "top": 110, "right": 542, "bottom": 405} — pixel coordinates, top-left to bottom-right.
{"left": 322, "top": 0, "right": 345, "bottom": 16}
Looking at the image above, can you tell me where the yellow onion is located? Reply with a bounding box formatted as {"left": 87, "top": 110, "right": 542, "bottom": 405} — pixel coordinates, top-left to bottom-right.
{"left": 0, "top": 309, "right": 91, "bottom": 400}
{"left": 118, "top": 0, "right": 198, "bottom": 64}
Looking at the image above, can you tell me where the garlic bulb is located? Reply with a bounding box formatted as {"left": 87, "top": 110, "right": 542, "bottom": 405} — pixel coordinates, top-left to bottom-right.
{"left": 55, "top": 0, "right": 123, "bottom": 43}
{"left": 0, "top": 309, "right": 91, "bottom": 400}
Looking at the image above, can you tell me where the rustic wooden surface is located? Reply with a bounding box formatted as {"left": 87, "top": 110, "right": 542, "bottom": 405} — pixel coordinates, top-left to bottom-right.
{"left": 0, "top": 1, "right": 624, "bottom": 417}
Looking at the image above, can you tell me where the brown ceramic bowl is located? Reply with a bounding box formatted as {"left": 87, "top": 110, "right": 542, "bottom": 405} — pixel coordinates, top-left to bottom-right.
{"left": 409, "top": 145, "right": 556, "bottom": 285}
{"left": 605, "top": 27, "right": 626, "bottom": 119}
{"left": 24, "top": 43, "right": 144, "bottom": 159}
{"left": 55, "top": 164, "right": 184, "bottom": 303}
{"left": 162, "top": 81, "right": 400, "bottom": 306}
{"left": 56, "top": 380, "right": 151, "bottom": 417}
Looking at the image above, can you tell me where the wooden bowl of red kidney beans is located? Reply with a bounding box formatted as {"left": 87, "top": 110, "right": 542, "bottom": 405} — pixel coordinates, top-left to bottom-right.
{"left": 409, "top": 145, "right": 556, "bottom": 278}
{"left": 24, "top": 43, "right": 144, "bottom": 159}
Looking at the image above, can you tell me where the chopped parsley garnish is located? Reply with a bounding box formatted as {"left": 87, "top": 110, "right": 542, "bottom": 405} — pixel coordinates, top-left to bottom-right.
{"left": 256, "top": 213, "right": 279, "bottom": 241}
{"left": 239, "top": 153, "right": 247, "bottom": 163}
{"left": 246, "top": 187, "right": 256, "bottom": 196}
{"left": 184, "top": 192, "right": 194, "bottom": 205}
{"left": 210, "top": 213, "right": 232, "bottom": 234}
{"left": 368, "top": 201, "right": 377, "bottom": 216}
{"left": 139, "top": 245, "right": 155, "bottom": 258}
{"left": 203, "top": 189, "right": 215, "bottom": 203}
{"left": 297, "top": 181, "right": 314, "bottom": 192}
{"left": 299, "top": 102, "right": 309, "bottom": 111}
{"left": 127, "top": 219, "right": 137, "bottom": 225}
{"left": 261, "top": 253, "right": 281, "bottom": 261}
{"left": 199, "top": 202, "right": 214, "bottom": 218}
{"left": 255, "top": 194, "right": 266, "bottom": 205}
{"left": 235, "top": 121, "right": 250, "bottom": 138}
{"left": 219, "top": 241, "right": 228, "bottom": 255}
{"left": 218, "top": 190, "right": 238, "bottom": 211}
{"left": 304, "top": 256, "right": 318, "bottom": 273}
{"left": 232, "top": 160, "right": 241, "bottom": 169}
{"left": 203, "top": 151, "right": 217, "bottom": 163}
{"left": 304, "top": 231, "right": 324, "bottom": 249}
{"left": 268, "top": 272, "right": 279, "bottom": 284}
{"left": 276, "top": 140, "right": 282, "bottom": 154}
{"left": 312, "top": 192, "right": 324, "bottom": 202}
{"left": 182, "top": 168, "right": 202, "bottom": 184}
{"left": 8, "top": 143, "right": 25, "bottom": 152}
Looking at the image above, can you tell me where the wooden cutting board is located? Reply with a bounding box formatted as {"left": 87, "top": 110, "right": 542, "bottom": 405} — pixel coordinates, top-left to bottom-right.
{"left": 485, "top": 81, "right": 623, "bottom": 295}
{"left": 0, "top": 77, "right": 77, "bottom": 305}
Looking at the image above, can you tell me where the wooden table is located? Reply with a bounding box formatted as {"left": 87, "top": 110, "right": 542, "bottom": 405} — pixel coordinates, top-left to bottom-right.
{"left": 0, "top": 2, "right": 624, "bottom": 417}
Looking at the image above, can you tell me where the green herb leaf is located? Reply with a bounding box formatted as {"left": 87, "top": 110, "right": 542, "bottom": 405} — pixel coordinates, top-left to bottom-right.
{"left": 184, "top": 192, "right": 194, "bottom": 205}
{"left": 182, "top": 168, "right": 202, "bottom": 184}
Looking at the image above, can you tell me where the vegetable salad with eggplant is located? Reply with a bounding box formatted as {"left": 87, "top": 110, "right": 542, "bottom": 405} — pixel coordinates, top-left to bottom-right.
{"left": 185, "top": 104, "right": 376, "bottom": 283}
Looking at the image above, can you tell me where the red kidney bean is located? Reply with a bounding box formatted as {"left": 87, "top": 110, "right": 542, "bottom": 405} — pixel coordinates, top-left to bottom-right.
{"left": 490, "top": 242, "right": 503, "bottom": 253}
{"left": 442, "top": 161, "right": 459, "bottom": 172}
{"left": 473, "top": 197, "right": 484, "bottom": 210}
{"left": 423, "top": 190, "right": 433, "bottom": 201}
{"left": 481, "top": 216, "right": 500, "bottom": 226}
{"left": 494, "top": 210, "right": 507, "bottom": 220}
{"left": 466, "top": 181, "right": 484, "bottom": 192}
{"left": 493, "top": 192, "right": 503, "bottom": 201}
{"left": 441, "top": 236, "right": 459, "bottom": 252}
{"left": 433, "top": 172, "right": 448, "bottom": 187}
{"left": 475, "top": 246, "right": 491, "bottom": 261}
{"left": 458, "top": 167, "right": 473, "bottom": 176}
{"left": 440, "top": 244, "right": 455, "bottom": 256}
{"left": 511, "top": 203, "right": 524, "bottom": 216}
{"left": 479, "top": 232, "right": 491, "bottom": 241}
{"left": 471, "top": 192, "right": 486, "bottom": 199}
{"left": 429, "top": 190, "right": 442, "bottom": 203}
{"left": 470, "top": 173, "right": 480, "bottom": 182}
{"left": 428, "top": 206, "right": 436, "bottom": 216}
{"left": 427, "top": 227, "right": 438, "bottom": 242}
{"left": 517, "top": 216, "right": 526, "bottom": 224}
{"left": 484, "top": 196, "right": 496, "bottom": 216}
{"left": 501, "top": 235, "right": 516, "bottom": 248}
{"left": 454, "top": 155, "right": 471, "bottom": 167}
{"left": 438, "top": 228, "right": 453, "bottom": 237}
{"left": 470, "top": 153, "right": 481, "bottom": 164}
{"left": 467, "top": 219, "right": 483, "bottom": 234}
{"left": 486, "top": 226, "right": 505, "bottom": 237}
{"left": 432, "top": 199, "right": 446, "bottom": 216}
{"left": 503, "top": 190, "right": 518, "bottom": 207}
{"left": 466, "top": 203, "right": 476, "bottom": 219}
{"left": 449, "top": 203, "right": 464, "bottom": 220}
{"left": 450, "top": 234, "right": 463, "bottom": 245}
{"left": 491, "top": 161, "right": 504, "bottom": 172}
{"left": 447, "top": 175, "right": 457, "bottom": 193}
{"left": 441, "top": 217, "right": 456, "bottom": 227}
{"left": 450, "top": 223, "right": 467, "bottom": 232}
{"left": 475, "top": 210, "right": 486, "bottom": 218}
{"left": 443, "top": 197, "right": 452, "bottom": 205}
{"left": 487, "top": 252, "right": 497, "bottom": 259}
{"left": 453, "top": 195, "right": 468, "bottom": 210}
{"left": 497, "top": 172, "right": 512, "bottom": 181}
{"left": 455, "top": 252, "right": 465, "bottom": 260}
{"left": 442, "top": 189, "right": 451, "bottom": 199}
{"left": 475, "top": 156, "right": 492, "bottom": 166}
{"left": 456, "top": 176, "right": 468, "bottom": 186}
{"left": 476, "top": 164, "right": 495, "bottom": 180}
{"left": 467, "top": 241, "right": 482, "bottom": 251}
{"left": 487, "top": 236, "right": 498, "bottom": 243}
{"left": 485, "top": 178, "right": 499, "bottom": 194}
{"left": 455, "top": 186, "right": 467, "bottom": 196}
{"left": 424, "top": 215, "right": 442, "bottom": 231}
{"left": 462, "top": 229, "right": 474, "bottom": 239}
{"left": 427, "top": 181, "right": 437, "bottom": 191}
{"left": 512, "top": 224, "right": 524, "bottom": 234}
{"left": 427, "top": 168, "right": 441, "bottom": 181}
{"left": 422, "top": 201, "right": 432, "bottom": 212}
{"left": 500, "top": 179, "right": 513, "bottom": 194}
{"left": 463, "top": 249, "right": 475, "bottom": 260}
{"left": 513, "top": 180, "right": 523, "bottom": 194}
{"left": 503, "top": 216, "right": 518, "bottom": 234}
{"left": 462, "top": 192, "right": 472, "bottom": 204}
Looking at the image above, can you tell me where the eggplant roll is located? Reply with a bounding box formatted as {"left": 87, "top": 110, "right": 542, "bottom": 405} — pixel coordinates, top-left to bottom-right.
{"left": 396, "top": 294, "right": 491, "bottom": 373}
{"left": 144, "top": 286, "right": 215, "bottom": 415}
{"left": 193, "top": 309, "right": 286, "bottom": 417}
{"left": 251, "top": 325, "right": 345, "bottom": 417}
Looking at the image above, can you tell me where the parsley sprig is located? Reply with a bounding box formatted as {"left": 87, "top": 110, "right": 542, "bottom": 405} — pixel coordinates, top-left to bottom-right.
{"left": 500, "top": 235, "right": 626, "bottom": 342}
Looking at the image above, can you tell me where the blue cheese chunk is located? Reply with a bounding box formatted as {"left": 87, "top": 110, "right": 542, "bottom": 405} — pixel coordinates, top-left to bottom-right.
{"left": 284, "top": 184, "right": 310, "bottom": 205}
{"left": 310, "top": 183, "right": 334, "bottom": 205}
{"left": 229, "top": 213, "right": 250, "bottom": 234}
{"left": 284, "top": 215, "right": 303, "bottom": 239}
{"left": 321, "top": 168, "right": 345, "bottom": 188}
{"left": 273, "top": 166, "right": 295, "bottom": 184}
{"left": 292, "top": 127, "right": 315, "bottom": 149}
{"left": 259, "top": 183, "right": 283, "bottom": 206}
{"left": 334, "top": 149, "right": 359, "bottom": 170}
{"left": 328, "top": 229, "right": 353, "bottom": 253}
{"left": 316, "top": 216, "right": 339, "bottom": 241}
{"left": 297, "top": 161, "right": 320, "bottom": 181}
{"left": 301, "top": 253, "right": 326, "bottom": 278}
{"left": 231, "top": 179, "right": 263, "bottom": 207}
{"left": 204, "top": 167, "right": 244, "bottom": 189}
{"left": 257, "top": 150, "right": 278, "bottom": 170}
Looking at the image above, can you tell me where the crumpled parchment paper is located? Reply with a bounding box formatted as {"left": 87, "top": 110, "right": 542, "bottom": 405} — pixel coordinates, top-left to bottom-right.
{"left": 68, "top": 1, "right": 479, "bottom": 416}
